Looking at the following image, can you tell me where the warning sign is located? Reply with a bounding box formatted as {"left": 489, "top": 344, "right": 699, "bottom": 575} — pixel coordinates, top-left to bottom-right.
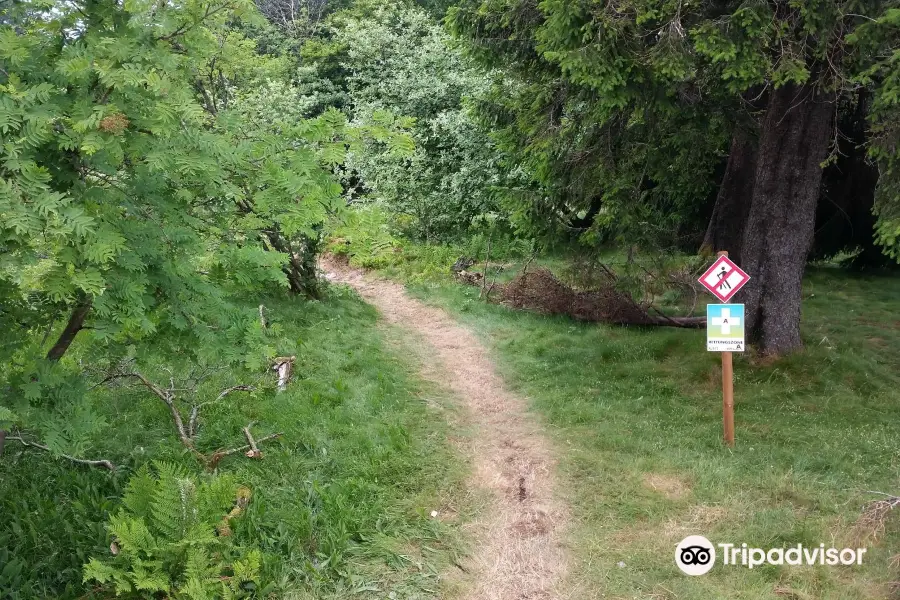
{"left": 699, "top": 256, "right": 750, "bottom": 303}
{"left": 707, "top": 304, "right": 745, "bottom": 352}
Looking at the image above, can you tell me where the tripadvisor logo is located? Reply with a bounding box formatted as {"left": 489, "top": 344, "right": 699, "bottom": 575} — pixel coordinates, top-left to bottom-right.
{"left": 675, "top": 536, "right": 868, "bottom": 575}
{"left": 675, "top": 535, "right": 716, "bottom": 575}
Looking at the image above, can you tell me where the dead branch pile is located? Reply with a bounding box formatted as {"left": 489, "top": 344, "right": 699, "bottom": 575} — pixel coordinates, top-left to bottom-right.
{"left": 853, "top": 491, "right": 900, "bottom": 595}
{"left": 499, "top": 268, "right": 703, "bottom": 328}
{"left": 853, "top": 492, "right": 900, "bottom": 545}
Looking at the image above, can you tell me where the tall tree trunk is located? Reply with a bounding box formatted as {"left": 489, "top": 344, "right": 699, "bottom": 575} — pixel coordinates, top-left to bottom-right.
{"left": 700, "top": 129, "right": 758, "bottom": 264}
{"left": 740, "top": 82, "right": 836, "bottom": 355}
{"left": 46, "top": 296, "right": 92, "bottom": 361}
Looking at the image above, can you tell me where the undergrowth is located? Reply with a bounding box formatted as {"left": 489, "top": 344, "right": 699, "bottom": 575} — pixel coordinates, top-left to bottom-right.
{"left": 0, "top": 286, "right": 465, "bottom": 599}
{"left": 325, "top": 205, "right": 532, "bottom": 283}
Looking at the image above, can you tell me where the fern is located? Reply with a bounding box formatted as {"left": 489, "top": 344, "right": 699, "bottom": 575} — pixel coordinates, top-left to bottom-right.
{"left": 121, "top": 466, "right": 156, "bottom": 519}
{"left": 84, "top": 463, "right": 262, "bottom": 599}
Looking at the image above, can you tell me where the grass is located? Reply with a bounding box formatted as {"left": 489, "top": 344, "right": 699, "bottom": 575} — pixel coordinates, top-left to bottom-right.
{"left": 385, "top": 256, "right": 900, "bottom": 599}
{"left": 0, "top": 286, "right": 466, "bottom": 599}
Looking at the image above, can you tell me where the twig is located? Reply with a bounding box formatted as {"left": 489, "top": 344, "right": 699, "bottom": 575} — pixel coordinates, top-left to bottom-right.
{"left": 7, "top": 434, "right": 115, "bottom": 470}
{"left": 484, "top": 265, "right": 505, "bottom": 301}
{"left": 156, "top": 3, "right": 233, "bottom": 42}
{"left": 242, "top": 422, "right": 260, "bottom": 458}
{"left": 597, "top": 261, "right": 619, "bottom": 282}
{"left": 865, "top": 491, "right": 900, "bottom": 498}
{"left": 521, "top": 251, "right": 537, "bottom": 276}
{"left": 129, "top": 371, "right": 192, "bottom": 447}
{"left": 187, "top": 385, "right": 254, "bottom": 438}
{"left": 853, "top": 491, "right": 900, "bottom": 543}
{"left": 259, "top": 304, "right": 267, "bottom": 330}
{"left": 215, "top": 385, "right": 255, "bottom": 403}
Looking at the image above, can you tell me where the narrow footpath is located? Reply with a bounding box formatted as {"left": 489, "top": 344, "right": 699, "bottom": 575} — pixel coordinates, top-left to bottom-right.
{"left": 322, "top": 257, "right": 570, "bottom": 600}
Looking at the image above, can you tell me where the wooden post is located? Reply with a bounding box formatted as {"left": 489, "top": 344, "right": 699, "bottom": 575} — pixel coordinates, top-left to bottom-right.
{"left": 722, "top": 348, "right": 735, "bottom": 447}
{"left": 718, "top": 251, "right": 735, "bottom": 447}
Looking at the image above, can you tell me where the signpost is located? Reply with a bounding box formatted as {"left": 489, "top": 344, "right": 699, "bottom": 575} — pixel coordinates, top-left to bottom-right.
{"left": 698, "top": 255, "right": 749, "bottom": 303}
{"left": 698, "top": 252, "right": 749, "bottom": 447}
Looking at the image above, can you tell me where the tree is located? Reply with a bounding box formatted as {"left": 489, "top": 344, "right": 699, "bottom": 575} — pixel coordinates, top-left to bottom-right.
{"left": 0, "top": 0, "right": 405, "bottom": 458}
{"left": 450, "top": 0, "right": 900, "bottom": 355}
{"left": 318, "top": 1, "right": 509, "bottom": 241}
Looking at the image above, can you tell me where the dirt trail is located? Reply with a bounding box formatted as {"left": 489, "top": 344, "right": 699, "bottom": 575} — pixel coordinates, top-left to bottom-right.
{"left": 322, "top": 258, "right": 569, "bottom": 600}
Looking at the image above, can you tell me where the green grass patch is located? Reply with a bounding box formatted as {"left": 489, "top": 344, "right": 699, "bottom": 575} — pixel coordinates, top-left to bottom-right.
{"left": 396, "top": 264, "right": 900, "bottom": 599}
{"left": 0, "top": 287, "right": 466, "bottom": 599}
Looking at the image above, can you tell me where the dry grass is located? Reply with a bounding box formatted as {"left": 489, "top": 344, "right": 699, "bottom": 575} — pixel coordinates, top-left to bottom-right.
{"left": 853, "top": 495, "right": 900, "bottom": 546}
{"left": 642, "top": 473, "right": 691, "bottom": 500}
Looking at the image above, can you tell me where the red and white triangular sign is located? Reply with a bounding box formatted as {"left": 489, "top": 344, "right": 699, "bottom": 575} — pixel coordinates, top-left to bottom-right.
{"left": 698, "top": 256, "right": 750, "bottom": 302}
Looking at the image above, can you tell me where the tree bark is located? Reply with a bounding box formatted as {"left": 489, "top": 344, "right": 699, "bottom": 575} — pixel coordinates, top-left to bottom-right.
{"left": 700, "top": 129, "right": 758, "bottom": 264}
{"left": 46, "top": 296, "right": 92, "bottom": 361}
{"left": 740, "top": 82, "right": 836, "bottom": 355}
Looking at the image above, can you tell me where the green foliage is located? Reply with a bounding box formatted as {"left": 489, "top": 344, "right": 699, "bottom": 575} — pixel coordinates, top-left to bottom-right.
{"left": 317, "top": 1, "right": 511, "bottom": 241}
{"left": 0, "top": 1, "right": 268, "bottom": 373}
{"left": 2, "top": 291, "right": 466, "bottom": 599}
{"left": 327, "top": 205, "right": 533, "bottom": 282}
{"left": 0, "top": 0, "right": 372, "bottom": 362}
{"left": 0, "top": 405, "right": 16, "bottom": 428}
{"left": 0, "top": 0, "right": 410, "bottom": 465}
{"left": 851, "top": 8, "right": 900, "bottom": 259}
{"left": 448, "top": 0, "right": 900, "bottom": 257}
{"left": 83, "top": 464, "right": 262, "bottom": 599}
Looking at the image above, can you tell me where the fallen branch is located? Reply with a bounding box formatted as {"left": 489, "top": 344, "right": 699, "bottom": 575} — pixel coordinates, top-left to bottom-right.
{"left": 97, "top": 365, "right": 272, "bottom": 468}
{"left": 500, "top": 267, "right": 707, "bottom": 328}
{"left": 206, "top": 431, "right": 283, "bottom": 470}
{"left": 647, "top": 307, "right": 707, "bottom": 328}
{"left": 128, "top": 371, "right": 193, "bottom": 447}
{"left": 7, "top": 434, "right": 115, "bottom": 471}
